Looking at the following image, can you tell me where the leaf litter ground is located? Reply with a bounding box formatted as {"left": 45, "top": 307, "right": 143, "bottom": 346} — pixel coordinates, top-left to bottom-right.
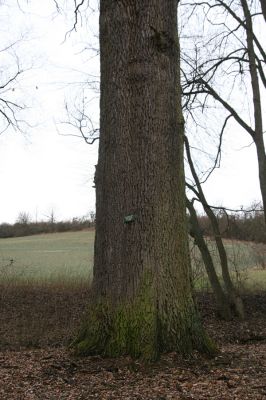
{"left": 0, "top": 286, "right": 265, "bottom": 399}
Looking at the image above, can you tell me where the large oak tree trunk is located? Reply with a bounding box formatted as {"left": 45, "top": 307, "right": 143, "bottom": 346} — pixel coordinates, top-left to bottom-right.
{"left": 74, "top": 0, "right": 215, "bottom": 360}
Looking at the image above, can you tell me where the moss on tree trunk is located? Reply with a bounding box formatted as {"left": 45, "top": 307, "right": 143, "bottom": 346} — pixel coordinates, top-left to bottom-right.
{"left": 74, "top": 272, "right": 215, "bottom": 360}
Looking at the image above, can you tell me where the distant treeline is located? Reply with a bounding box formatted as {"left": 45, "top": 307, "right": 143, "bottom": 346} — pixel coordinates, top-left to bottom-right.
{"left": 197, "top": 210, "right": 265, "bottom": 244}
{"left": 0, "top": 215, "right": 95, "bottom": 239}
{"left": 1, "top": 209, "right": 265, "bottom": 243}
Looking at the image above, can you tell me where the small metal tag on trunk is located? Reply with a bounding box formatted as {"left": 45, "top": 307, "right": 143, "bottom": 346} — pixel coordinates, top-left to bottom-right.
{"left": 124, "top": 214, "right": 135, "bottom": 224}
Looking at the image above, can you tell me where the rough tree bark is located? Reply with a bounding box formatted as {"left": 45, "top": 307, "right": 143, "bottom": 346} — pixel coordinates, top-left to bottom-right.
{"left": 73, "top": 0, "right": 215, "bottom": 360}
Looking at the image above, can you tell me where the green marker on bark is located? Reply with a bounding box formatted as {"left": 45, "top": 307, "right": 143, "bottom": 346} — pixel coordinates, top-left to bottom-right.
{"left": 124, "top": 215, "right": 135, "bottom": 224}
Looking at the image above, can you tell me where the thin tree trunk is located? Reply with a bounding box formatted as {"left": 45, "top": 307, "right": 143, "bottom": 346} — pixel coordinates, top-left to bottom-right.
{"left": 185, "top": 136, "right": 245, "bottom": 319}
{"left": 73, "top": 0, "right": 215, "bottom": 360}
{"left": 241, "top": 0, "right": 266, "bottom": 223}
{"left": 187, "top": 198, "right": 232, "bottom": 320}
{"left": 259, "top": 0, "right": 266, "bottom": 22}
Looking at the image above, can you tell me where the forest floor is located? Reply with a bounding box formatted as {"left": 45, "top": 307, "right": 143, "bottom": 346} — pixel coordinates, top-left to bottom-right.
{"left": 0, "top": 286, "right": 265, "bottom": 399}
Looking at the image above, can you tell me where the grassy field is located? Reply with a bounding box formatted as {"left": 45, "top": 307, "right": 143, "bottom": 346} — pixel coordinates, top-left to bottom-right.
{"left": 0, "top": 230, "right": 265, "bottom": 290}
{"left": 0, "top": 230, "right": 94, "bottom": 285}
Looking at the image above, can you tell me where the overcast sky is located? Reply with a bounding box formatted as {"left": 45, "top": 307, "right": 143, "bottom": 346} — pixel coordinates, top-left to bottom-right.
{"left": 0, "top": 0, "right": 264, "bottom": 224}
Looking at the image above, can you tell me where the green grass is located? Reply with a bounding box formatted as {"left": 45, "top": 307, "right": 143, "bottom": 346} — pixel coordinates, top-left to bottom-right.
{"left": 242, "top": 269, "right": 266, "bottom": 291}
{"left": 189, "top": 238, "right": 266, "bottom": 291}
{"left": 0, "top": 230, "right": 94, "bottom": 285}
{"left": 0, "top": 230, "right": 265, "bottom": 290}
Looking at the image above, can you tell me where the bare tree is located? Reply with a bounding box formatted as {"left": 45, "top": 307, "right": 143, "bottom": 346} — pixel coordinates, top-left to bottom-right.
{"left": 16, "top": 211, "right": 31, "bottom": 225}
{"left": 0, "top": 1, "right": 38, "bottom": 135}
{"left": 60, "top": 1, "right": 248, "bottom": 322}
{"left": 185, "top": 135, "right": 245, "bottom": 319}
{"left": 181, "top": 0, "right": 266, "bottom": 222}
{"left": 0, "top": 45, "right": 27, "bottom": 134}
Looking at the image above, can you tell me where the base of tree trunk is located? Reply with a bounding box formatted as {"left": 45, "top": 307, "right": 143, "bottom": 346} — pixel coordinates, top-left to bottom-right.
{"left": 229, "top": 294, "right": 245, "bottom": 320}
{"left": 72, "top": 290, "right": 217, "bottom": 361}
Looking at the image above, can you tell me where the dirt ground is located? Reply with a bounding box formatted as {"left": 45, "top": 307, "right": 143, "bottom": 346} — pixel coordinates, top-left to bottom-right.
{"left": 0, "top": 287, "right": 265, "bottom": 399}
